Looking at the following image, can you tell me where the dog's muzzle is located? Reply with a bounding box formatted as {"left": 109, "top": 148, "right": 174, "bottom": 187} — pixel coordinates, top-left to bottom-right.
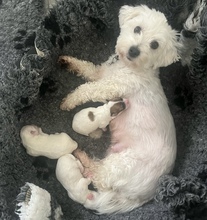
{"left": 128, "top": 46, "right": 140, "bottom": 60}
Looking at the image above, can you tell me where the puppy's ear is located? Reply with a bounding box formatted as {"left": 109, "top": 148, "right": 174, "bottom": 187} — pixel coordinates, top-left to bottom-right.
{"left": 119, "top": 5, "right": 140, "bottom": 27}
{"left": 153, "top": 30, "right": 181, "bottom": 69}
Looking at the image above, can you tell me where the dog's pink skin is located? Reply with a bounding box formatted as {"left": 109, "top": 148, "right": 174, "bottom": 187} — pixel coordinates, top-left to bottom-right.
{"left": 110, "top": 99, "right": 163, "bottom": 153}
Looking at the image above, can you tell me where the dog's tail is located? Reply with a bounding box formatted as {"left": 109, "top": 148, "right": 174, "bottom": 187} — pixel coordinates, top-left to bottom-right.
{"left": 84, "top": 190, "right": 145, "bottom": 214}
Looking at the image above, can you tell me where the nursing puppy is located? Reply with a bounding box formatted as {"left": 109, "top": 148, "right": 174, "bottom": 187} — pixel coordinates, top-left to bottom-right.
{"left": 72, "top": 100, "right": 126, "bottom": 138}
{"left": 56, "top": 154, "right": 97, "bottom": 205}
{"left": 58, "top": 5, "right": 180, "bottom": 214}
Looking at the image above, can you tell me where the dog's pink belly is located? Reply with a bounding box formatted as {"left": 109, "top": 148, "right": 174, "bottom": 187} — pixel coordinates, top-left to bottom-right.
{"left": 109, "top": 110, "right": 134, "bottom": 153}
{"left": 108, "top": 101, "right": 159, "bottom": 154}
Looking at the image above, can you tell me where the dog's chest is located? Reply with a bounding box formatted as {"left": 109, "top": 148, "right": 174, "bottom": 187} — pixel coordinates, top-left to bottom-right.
{"left": 103, "top": 62, "right": 162, "bottom": 93}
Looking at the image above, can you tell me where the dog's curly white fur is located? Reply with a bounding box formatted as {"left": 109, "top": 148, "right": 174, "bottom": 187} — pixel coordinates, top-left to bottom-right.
{"left": 58, "top": 5, "right": 180, "bottom": 214}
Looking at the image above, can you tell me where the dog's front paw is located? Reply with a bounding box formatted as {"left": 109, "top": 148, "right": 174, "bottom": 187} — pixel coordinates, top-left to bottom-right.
{"left": 60, "top": 97, "right": 76, "bottom": 111}
{"left": 58, "top": 56, "right": 71, "bottom": 69}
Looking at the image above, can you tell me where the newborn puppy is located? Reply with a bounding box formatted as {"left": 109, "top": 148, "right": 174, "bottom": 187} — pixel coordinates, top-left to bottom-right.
{"left": 56, "top": 154, "right": 97, "bottom": 204}
{"left": 72, "top": 100, "right": 126, "bottom": 138}
{"left": 20, "top": 125, "right": 77, "bottom": 159}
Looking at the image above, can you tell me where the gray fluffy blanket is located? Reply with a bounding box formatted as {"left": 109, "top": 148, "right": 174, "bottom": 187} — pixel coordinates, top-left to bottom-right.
{"left": 1, "top": 0, "right": 207, "bottom": 219}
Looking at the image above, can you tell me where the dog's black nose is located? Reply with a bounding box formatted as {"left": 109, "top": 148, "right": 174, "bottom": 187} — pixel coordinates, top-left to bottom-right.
{"left": 128, "top": 46, "right": 140, "bottom": 58}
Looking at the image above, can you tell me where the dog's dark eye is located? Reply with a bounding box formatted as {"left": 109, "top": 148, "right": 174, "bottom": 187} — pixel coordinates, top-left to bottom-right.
{"left": 134, "top": 26, "right": 141, "bottom": 34}
{"left": 150, "top": 41, "right": 159, "bottom": 49}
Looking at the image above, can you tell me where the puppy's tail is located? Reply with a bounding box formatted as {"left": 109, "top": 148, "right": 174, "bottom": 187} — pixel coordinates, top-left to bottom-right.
{"left": 84, "top": 190, "right": 144, "bottom": 214}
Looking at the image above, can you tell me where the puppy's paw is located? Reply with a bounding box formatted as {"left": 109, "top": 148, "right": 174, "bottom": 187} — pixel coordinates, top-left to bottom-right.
{"left": 89, "top": 128, "right": 103, "bottom": 139}
{"left": 58, "top": 56, "right": 71, "bottom": 69}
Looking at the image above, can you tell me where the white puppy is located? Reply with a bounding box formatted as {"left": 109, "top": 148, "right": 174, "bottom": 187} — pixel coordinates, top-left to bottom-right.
{"left": 58, "top": 5, "right": 180, "bottom": 214}
{"left": 72, "top": 100, "right": 126, "bottom": 138}
{"left": 20, "top": 125, "right": 77, "bottom": 159}
{"left": 56, "top": 154, "right": 97, "bottom": 204}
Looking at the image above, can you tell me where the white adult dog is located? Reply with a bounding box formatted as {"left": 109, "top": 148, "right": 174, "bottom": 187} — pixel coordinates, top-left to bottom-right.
{"left": 58, "top": 5, "right": 180, "bottom": 214}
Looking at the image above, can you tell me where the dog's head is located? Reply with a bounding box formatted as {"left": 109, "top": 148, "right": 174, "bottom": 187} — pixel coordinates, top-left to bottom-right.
{"left": 116, "top": 5, "right": 180, "bottom": 70}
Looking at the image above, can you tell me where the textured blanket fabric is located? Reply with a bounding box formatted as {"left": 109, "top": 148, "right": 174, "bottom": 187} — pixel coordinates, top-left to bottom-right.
{"left": 1, "top": 0, "right": 207, "bottom": 219}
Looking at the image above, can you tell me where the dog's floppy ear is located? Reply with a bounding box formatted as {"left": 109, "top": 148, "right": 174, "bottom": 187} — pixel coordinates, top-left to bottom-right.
{"left": 153, "top": 30, "right": 181, "bottom": 69}
{"left": 119, "top": 5, "right": 152, "bottom": 27}
{"left": 119, "top": 5, "right": 140, "bottom": 27}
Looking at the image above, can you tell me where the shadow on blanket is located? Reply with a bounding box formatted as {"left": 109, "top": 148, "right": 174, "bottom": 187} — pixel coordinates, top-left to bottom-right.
{"left": 0, "top": 0, "right": 207, "bottom": 219}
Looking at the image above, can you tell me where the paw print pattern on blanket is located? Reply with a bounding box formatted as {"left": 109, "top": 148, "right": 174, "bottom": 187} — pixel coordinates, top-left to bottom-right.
{"left": 13, "top": 29, "right": 36, "bottom": 52}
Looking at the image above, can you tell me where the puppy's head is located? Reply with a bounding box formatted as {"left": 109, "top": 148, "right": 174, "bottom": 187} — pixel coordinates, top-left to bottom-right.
{"left": 116, "top": 5, "right": 180, "bottom": 70}
{"left": 108, "top": 100, "right": 127, "bottom": 118}
{"left": 20, "top": 125, "right": 42, "bottom": 138}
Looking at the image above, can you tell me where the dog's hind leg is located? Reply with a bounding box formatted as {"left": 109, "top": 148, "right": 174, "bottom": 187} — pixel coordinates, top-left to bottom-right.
{"left": 184, "top": 0, "right": 206, "bottom": 33}
{"left": 179, "top": 0, "right": 206, "bottom": 66}
{"left": 58, "top": 56, "right": 102, "bottom": 81}
{"left": 73, "top": 149, "right": 94, "bottom": 178}
{"left": 73, "top": 149, "right": 91, "bottom": 168}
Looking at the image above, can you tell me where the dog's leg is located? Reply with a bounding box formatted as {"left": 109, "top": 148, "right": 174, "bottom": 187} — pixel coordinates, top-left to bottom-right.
{"left": 76, "top": 158, "right": 85, "bottom": 174}
{"left": 60, "top": 80, "right": 128, "bottom": 110}
{"left": 58, "top": 56, "right": 102, "bottom": 81}
{"left": 184, "top": 0, "right": 205, "bottom": 32}
{"left": 73, "top": 149, "right": 91, "bottom": 168}
{"left": 73, "top": 149, "right": 94, "bottom": 178}
{"left": 179, "top": 0, "right": 206, "bottom": 66}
